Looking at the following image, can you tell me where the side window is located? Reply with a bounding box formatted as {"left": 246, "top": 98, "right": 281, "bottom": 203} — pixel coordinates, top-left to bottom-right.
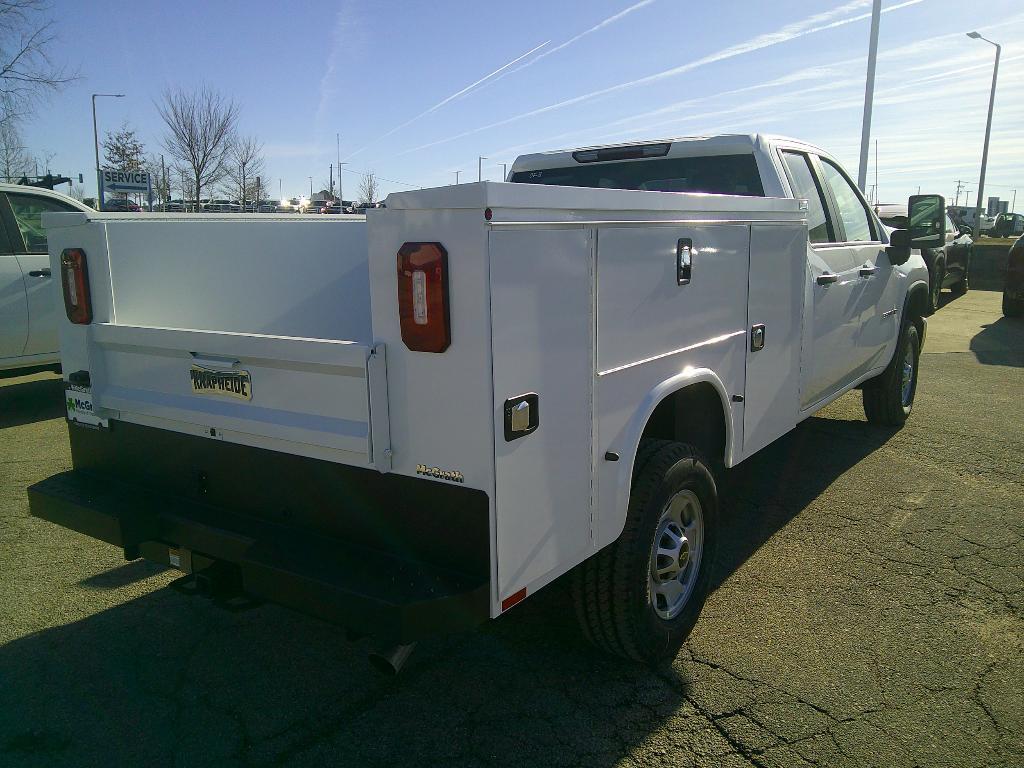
{"left": 819, "top": 160, "right": 875, "bottom": 242}
{"left": 946, "top": 215, "right": 957, "bottom": 235}
{"left": 7, "top": 193, "right": 79, "bottom": 254}
{"left": 781, "top": 151, "right": 832, "bottom": 244}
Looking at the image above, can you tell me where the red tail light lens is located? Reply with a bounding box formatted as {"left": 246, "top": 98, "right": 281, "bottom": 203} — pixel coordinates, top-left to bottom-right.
{"left": 60, "top": 248, "right": 92, "bottom": 325}
{"left": 397, "top": 242, "right": 450, "bottom": 352}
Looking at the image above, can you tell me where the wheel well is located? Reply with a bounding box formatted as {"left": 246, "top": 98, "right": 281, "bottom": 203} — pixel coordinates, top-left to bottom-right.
{"left": 906, "top": 284, "right": 928, "bottom": 334}
{"left": 639, "top": 383, "right": 726, "bottom": 466}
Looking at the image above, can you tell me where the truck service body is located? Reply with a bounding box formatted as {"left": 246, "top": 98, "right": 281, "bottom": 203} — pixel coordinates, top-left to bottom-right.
{"left": 30, "top": 135, "right": 938, "bottom": 664}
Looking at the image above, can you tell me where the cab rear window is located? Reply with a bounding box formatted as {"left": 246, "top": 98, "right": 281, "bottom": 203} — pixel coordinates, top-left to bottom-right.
{"left": 510, "top": 154, "right": 765, "bottom": 196}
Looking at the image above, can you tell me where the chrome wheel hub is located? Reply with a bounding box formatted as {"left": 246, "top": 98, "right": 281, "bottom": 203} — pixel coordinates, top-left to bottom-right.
{"left": 649, "top": 490, "right": 704, "bottom": 621}
{"left": 901, "top": 345, "right": 915, "bottom": 406}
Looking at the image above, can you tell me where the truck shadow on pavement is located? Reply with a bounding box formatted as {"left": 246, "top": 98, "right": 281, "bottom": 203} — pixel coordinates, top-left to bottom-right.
{"left": 0, "top": 412, "right": 896, "bottom": 767}
{"left": 0, "top": 374, "right": 64, "bottom": 429}
{"left": 969, "top": 316, "right": 1024, "bottom": 367}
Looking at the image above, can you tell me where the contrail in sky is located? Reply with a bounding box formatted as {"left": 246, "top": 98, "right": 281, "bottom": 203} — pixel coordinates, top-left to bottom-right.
{"left": 395, "top": 0, "right": 925, "bottom": 158}
{"left": 344, "top": 39, "right": 550, "bottom": 160}
{"left": 478, "top": 0, "right": 659, "bottom": 92}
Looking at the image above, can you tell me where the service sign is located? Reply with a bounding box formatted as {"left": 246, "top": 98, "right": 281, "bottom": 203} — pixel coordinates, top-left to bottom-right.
{"left": 65, "top": 384, "right": 106, "bottom": 427}
{"left": 101, "top": 169, "right": 151, "bottom": 193}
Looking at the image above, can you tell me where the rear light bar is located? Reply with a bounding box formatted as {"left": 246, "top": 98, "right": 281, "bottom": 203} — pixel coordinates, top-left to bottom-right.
{"left": 572, "top": 142, "right": 670, "bottom": 164}
{"left": 397, "top": 242, "right": 450, "bottom": 352}
{"left": 60, "top": 248, "right": 92, "bottom": 325}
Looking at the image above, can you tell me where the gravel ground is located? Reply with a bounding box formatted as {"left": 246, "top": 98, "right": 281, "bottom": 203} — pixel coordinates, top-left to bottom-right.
{"left": 1, "top": 289, "right": 1021, "bottom": 768}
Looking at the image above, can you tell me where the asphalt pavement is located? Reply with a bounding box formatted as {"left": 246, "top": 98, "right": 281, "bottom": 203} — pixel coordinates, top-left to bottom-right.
{"left": 1, "top": 289, "right": 1021, "bottom": 767}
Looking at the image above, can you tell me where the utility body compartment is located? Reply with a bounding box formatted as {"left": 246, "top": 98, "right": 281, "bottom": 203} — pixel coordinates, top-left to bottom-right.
{"left": 35, "top": 184, "right": 807, "bottom": 642}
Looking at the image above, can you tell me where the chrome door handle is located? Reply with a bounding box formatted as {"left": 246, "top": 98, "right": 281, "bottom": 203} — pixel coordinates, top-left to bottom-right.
{"left": 859, "top": 265, "right": 878, "bottom": 278}
{"left": 816, "top": 273, "right": 838, "bottom": 285}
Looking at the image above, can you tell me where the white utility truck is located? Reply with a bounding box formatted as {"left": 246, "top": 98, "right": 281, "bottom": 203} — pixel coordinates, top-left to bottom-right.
{"left": 31, "top": 135, "right": 943, "bottom": 670}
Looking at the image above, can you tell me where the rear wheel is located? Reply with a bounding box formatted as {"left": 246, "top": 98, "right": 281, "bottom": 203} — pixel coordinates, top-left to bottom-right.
{"left": 863, "top": 321, "right": 920, "bottom": 426}
{"left": 1004, "top": 292, "right": 1023, "bottom": 317}
{"left": 927, "top": 262, "right": 944, "bottom": 314}
{"left": 572, "top": 440, "right": 718, "bottom": 663}
{"left": 950, "top": 259, "right": 970, "bottom": 296}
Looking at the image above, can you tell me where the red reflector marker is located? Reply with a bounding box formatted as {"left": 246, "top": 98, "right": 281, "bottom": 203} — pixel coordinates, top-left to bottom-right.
{"left": 501, "top": 587, "right": 527, "bottom": 612}
{"left": 397, "top": 242, "right": 450, "bottom": 352}
{"left": 60, "top": 248, "right": 92, "bottom": 325}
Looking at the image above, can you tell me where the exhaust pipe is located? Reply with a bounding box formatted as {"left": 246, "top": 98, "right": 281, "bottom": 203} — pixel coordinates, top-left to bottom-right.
{"left": 368, "top": 642, "right": 417, "bottom": 675}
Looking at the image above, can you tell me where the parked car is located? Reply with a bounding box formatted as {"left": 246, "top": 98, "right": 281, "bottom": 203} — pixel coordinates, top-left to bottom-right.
{"left": 991, "top": 212, "right": 1024, "bottom": 239}
{"left": 0, "top": 184, "right": 92, "bottom": 372}
{"left": 257, "top": 199, "right": 280, "bottom": 213}
{"left": 877, "top": 203, "right": 970, "bottom": 313}
{"left": 163, "top": 199, "right": 187, "bottom": 212}
{"left": 102, "top": 197, "right": 141, "bottom": 212}
{"left": 205, "top": 199, "right": 242, "bottom": 213}
{"left": 1003, "top": 234, "right": 1024, "bottom": 317}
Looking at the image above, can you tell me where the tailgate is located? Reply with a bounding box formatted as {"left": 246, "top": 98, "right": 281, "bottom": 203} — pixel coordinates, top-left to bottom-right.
{"left": 84, "top": 323, "right": 391, "bottom": 468}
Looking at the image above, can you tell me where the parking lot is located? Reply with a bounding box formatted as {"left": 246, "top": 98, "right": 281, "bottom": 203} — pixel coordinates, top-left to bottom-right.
{"left": 1, "top": 289, "right": 1021, "bottom": 768}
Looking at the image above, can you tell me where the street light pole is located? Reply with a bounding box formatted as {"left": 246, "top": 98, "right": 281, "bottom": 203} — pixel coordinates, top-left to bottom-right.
{"left": 454, "top": 171, "right": 461, "bottom": 185}
{"left": 502, "top": 163, "right": 507, "bottom": 181}
{"left": 339, "top": 162, "right": 349, "bottom": 204}
{"left": 92, "top": 93, "right": 124, "bottom": 211}
{"left": 309, "top": 176, "right": 313, "bottom": 199}
{"left": 857, "top": 0, "right": 881, "bottom": 192}
{"left": 478, "top": 156, "right": 487, "bottom": 182}
{"left": 967, "top": 31, "right": 1001, "bottom": 236}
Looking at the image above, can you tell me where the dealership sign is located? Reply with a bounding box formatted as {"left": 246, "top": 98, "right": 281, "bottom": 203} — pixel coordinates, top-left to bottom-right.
{"left": 99, "top": 169, "right": 153, "bottom": 210}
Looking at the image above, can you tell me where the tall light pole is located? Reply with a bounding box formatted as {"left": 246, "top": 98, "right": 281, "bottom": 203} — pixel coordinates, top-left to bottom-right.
{"left": 308, "top": 176, "right": 313, "bottom": 199}
{"left": 967, "top": 31, "right": 1000, "bottom": 235}
{"left": 92, "top": 93, "right": 124, "bottom": 211}
{"left": 1012, "top": 189, "right": 1017, "bottom": 213}
{"left": 857, "top": 0, "right": 881, "bottom": 192}
{"left": 501, "top": 162, "right": 508, "bottom": 181}
{"left": 339, "top": 162, "right": 349, "bottom": 204}
{"left": 478, "top": 156, "right": 487, "bottom": 182}
{"left": 454, "top": 170, "right": 461, "bottom": 185}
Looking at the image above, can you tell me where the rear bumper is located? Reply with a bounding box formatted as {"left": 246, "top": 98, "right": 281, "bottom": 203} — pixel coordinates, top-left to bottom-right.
{"left": 29, "top": 422, "right": 490, "bottom": 643}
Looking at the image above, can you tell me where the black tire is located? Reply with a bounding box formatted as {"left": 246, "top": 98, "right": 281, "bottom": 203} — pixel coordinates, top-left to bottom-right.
{"left": 863, "top": 321, "right": 920, "bottom": 426}
{"left": 926, "top": 261, "right": 943, "bottom": 314}
{"left": 572, "top": 440, "right": 719, "bottom": 663}
{"left": 950, "top": 258, "right": 969, "bottom": 296}
{"left": 1004, "top": 292, "right": 1023, "bottom": 317}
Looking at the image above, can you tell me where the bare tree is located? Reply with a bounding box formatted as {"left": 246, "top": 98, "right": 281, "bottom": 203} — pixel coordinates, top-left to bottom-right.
{"left": 102, "top": 122, "right": 144, "bottom": 170}
{"left": 221, "top": 135, "right": 265, "bottom": 208}
{"left": 157, "top": 86, "right": 239, "bottom": 211}
{"left": 358, "top": 171, "right": 379, "bottom": 205}
{"left": 0, "top": 1, "right": 76, "bottom": 124}
{"left": 0, "top": 118, "right": 29, "bottom": 180}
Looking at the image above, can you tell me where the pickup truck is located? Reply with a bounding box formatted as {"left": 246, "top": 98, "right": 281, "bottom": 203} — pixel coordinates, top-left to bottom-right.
{"left": 30, "top": 134, "right": 943, "bottom": 670}
{"left": 0, "top": 184, "right": 91, "bottom": 373}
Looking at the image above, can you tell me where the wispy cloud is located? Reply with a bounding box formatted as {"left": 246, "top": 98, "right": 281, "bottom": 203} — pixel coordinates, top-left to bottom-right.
{"left": 343, "top": 40, "right": 550, "bottom": 160}
{"left": 393, "top": 0, "right": 925, "bottom": 158}
{"left": 315, "top": 2, "right": 362, "bottom": 131}
{"left": 478, "top": 0, "right": 659, "bottom": 93}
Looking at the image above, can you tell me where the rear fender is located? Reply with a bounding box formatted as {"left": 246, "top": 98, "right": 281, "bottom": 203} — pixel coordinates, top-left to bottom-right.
{"left": 600, "top": 367, "right": 733, "bottom": 549}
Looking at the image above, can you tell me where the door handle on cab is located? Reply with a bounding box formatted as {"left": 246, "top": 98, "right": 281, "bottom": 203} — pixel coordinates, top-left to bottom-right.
{"left": 858, "top": 265, "right": 877, "bottom": 278}
{"left": 29, "top": 268, "right": 51, "bottom": 277}
{"left": 816, "top": 272, "right": 838, "bottom": 285}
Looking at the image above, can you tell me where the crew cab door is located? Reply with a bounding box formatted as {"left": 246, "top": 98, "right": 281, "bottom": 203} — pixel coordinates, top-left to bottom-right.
{"left": 779, "top": 150, "right": 861, "bottom": 408}
{"left": 2, "top": 191, "right": 76, "bottom": 356}
{"left": 815, "top": 158, "right": 899, "bottom": 378}
{"left": 0, "top": 220, "right": 27, "bottom": 359}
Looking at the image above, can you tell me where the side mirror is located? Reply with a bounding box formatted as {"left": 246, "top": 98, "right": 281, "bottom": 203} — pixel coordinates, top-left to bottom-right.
{"left": 908, "top": 194, "right": 945, "bottom": 249}
{"left": 886, "top": 228, "right": 911, "bottom": 265}
{"left": 961, "top": 225, "right": 973, "bottom": 237}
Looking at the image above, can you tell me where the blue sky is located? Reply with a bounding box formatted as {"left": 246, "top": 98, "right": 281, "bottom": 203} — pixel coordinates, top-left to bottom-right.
{"left": 27, "top": 0, "right": 1024, "bottom": 207}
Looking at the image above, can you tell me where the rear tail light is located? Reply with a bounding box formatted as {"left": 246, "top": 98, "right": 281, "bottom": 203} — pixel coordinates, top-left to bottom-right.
{"left": 397, "top": 242, "right": 450, "bottom": 352}
{"left": 60, "top": 248, "right": 92, "bottom": 325}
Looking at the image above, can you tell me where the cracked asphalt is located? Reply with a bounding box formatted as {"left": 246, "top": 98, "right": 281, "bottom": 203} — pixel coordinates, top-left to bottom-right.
{"left": 1, "top": 289, "right": 1022, "bottom": 767}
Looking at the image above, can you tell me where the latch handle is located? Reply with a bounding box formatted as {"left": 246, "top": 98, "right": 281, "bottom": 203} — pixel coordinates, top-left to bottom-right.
{"left": 677, "top": 238, "right": 693, "bottom": 285}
